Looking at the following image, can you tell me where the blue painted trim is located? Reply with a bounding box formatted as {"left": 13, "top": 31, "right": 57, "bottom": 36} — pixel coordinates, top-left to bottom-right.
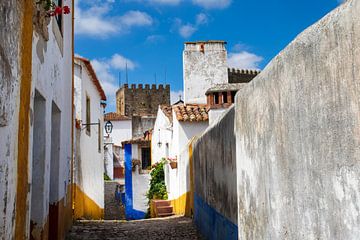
{"left": 194, "top": 193, "right": 238, "bottom": 240}
{"left": 124, "top": 144, "right": 147, "bottom": 220}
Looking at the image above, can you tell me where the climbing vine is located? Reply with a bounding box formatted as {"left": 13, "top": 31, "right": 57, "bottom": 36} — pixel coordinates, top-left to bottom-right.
{"left": 146, "top": 158, "right": 168, "bottom": 201}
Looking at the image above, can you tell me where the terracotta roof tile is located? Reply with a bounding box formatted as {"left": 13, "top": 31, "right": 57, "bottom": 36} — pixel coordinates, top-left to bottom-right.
{"left": 104, "top": 112, "right": 130, "bottom": 121}
{"left": 160, "top": 105, "right": 173, "bottom": 122}
{"left": 173, "top": 104, "right": 208, "bottom": 122}
{"left": 75, "top": 57, "right": 107, "bottom": 101}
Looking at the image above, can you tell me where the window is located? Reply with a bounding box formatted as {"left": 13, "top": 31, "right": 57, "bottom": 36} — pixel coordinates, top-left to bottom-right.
{"left": 54, "top": 0, "right": 63, "bottom": 34}
{"left": 223, "top": 92, "right": 228, "bottom": 103}
{"left": 98, "top": 119, "right": 101, "bottom": 153}
{"left": 141, "top": 148, "right": 151, "bottom": 170}
{"left": 86, "top": 96, "right": 91, "bottom": 135}
{"left": 214, "top": 93, "right": 219, "bottom": 105}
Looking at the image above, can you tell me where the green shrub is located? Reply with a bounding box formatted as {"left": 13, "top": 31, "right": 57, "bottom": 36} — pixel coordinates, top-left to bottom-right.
{"left": 104, "top": 173, "right": 111, "bottom": 181}
{"left": 146, "top": 158, "right": 168, "bottom": 218}
{"left": 146, "top": 158, "right": 168, "bottom": 201}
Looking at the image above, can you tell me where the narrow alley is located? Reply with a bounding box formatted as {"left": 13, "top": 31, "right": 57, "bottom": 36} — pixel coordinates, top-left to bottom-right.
{"left": 67, "top": 216, "right": 203, "bottom": 240}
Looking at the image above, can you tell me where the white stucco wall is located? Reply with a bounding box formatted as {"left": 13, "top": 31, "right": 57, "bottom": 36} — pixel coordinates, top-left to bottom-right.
{"left": 132, "top": 167, "right": 150, "bottom": 213}
{"left": 109, "top": 120, "right": 132, "bottom": 146}
{"left": 209, "top": 108, "right": 227, "bottom": 126}
{"left": 183, "top": 42, "right": 228, "bottom": 104}
{"left": 104, "top": 137, "right": 114, "bottom": 179}
{"left": 151, "top": 106, "right": 173, "bottom": 164}
{"left": 74, "top": 58, "right": 105, "bottom": 209}
{"left": 28, "top": 2, "right": 73, "bottom": 235}
{"left": 166, "top": 111, "right": 208, "bottom": 199}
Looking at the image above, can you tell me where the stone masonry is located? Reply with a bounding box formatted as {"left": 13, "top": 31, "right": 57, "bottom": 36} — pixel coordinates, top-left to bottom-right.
{"left": 116, "top": 84, "right": 170, "bottom": 117}
{"left": 67, "top": 216, "right": 203, "bottom": 240}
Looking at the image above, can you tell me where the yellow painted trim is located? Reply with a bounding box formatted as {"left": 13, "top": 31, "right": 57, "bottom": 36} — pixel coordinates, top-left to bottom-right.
{"left": 15, "top": 1, "right": 34, "bottom": 239}
{"left": 188, "top": 139, "right": 195, "bottom": 216}
{"left": 73, "top": 184, "right": 104, "bottom": 220}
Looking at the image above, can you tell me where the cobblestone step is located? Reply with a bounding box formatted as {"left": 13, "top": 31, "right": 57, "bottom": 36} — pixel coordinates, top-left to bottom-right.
{"left": 66, "top": 216, "right": 204, "bottom": 240}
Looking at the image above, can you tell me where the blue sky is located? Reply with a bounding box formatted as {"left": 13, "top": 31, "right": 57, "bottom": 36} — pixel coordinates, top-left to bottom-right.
{"left": 75, "top": 0, "right": 341, "bottom": 113}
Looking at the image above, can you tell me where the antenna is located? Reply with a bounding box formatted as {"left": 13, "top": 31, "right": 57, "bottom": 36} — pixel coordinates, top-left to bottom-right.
{"left": 125, "top": 62, "right": 129, "bottom": 84}
{"left": 154, "top": 73, "right": 157, "bottom": 85}
{"left": 164, "top": 67, "right": 167, "bottom": 85}
{"left": 118, "top": 72, "right": 121, "bottom": 88}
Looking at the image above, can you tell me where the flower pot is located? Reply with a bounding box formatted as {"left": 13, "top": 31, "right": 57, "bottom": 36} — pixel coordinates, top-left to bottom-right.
{"left": 169, "top": 161, "right": 177, "bottom": 169}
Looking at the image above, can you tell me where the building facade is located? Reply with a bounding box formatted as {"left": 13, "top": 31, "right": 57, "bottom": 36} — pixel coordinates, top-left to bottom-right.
{"left": 0, "top": 1, "right": 74, "bottom": 239}
{"left": 73, "top": 57, "right": 107, "bottom": 220}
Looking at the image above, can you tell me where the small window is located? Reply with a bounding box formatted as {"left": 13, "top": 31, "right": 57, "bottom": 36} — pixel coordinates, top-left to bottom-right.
{"left": 86, "top": 96, "right": 91, "bottom": 135}
{"left": 214, "top": 93, "right": 219, "bottom": 105}
{"left": 141, "top": 148, "right": 151, "bottom": 170}
{"left": 223, "top": 92, "right": 228, "bottom": 103}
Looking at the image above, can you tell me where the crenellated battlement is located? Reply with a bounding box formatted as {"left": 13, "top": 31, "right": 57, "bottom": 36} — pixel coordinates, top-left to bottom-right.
{"left": 228, "top": 68, "right": 260, "bottom": 84}
{"left": 228, "top": 68, "right": 260, "bottom": 75}
{"left": 116, "top": 83, "right": 171, "bottom": 116}
{"left": 120, "top": 83, "right": 170, "bottom": 91}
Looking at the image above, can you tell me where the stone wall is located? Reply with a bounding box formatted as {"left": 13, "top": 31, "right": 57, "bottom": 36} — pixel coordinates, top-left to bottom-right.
{"left": 116, "top": 84, "right": 170, "bottom": 117}
{"left": 193, "top": 106, "right": 237, "bottom": 240}
{"left": 235, "top": 0, "right": 360, "bottom": 239}
{"left": 227, "top": 68, "right": 259, "bottom": 84}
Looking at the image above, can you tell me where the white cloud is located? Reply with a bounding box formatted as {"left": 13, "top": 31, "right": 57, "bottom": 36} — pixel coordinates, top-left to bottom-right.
{"left": 179, "top": 24, "right": 197, "bottom": 38}
{"left": 118, "top": 11, "right": 153, "bottom": 27}
{"left": 90, "top": 54, "right": 136, "bottom": 110}
{"left": 110, "top": 54, "right": 136, "bottom": 70}
{"left": 146, "top": 35, "right": 166, "bottom": 43}
{"left": 126, "top": 0, "right": 181, "bottom": 5}
{"left": 75, "top": 0, "right": 153, "bottom": 37}
{"left": 149, "top": 0, "right": 181, "bottom": 5}
{"left": 170, "top": 90, "right": 184, "bottom": 104}
{"left": 196, "top": 13, "right": 208, "bottom": 25}
{"left": 192, "top": 0, "right": 231, "bottom": 9}
{"left": 228, "top": 51, "right": 263, "bottom": 70}
{"left": 174, "top": 13, "right": 208, "bottom": 38}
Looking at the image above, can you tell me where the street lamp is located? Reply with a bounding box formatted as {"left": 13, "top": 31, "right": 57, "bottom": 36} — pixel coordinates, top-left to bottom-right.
{"left": 105, "top": 121, "right": 113, "bottom": 135}
{"left": 157, "top": 129, "right": 162, "bottom": 148}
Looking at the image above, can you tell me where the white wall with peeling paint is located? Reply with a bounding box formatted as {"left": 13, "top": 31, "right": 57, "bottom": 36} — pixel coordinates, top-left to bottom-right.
{"left": 28, "top": 1, "right": 73, "bottom": 237}
{"left": 183, "top": 42, "right": 228, "bottom": 104}
{"left": 0, "top": 1, "right": 22, "bottom": 239}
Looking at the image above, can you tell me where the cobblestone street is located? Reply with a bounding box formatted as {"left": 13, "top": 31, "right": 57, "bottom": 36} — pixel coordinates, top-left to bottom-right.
{"left": 67, "top": 216, "right": 203, "bottom": 240}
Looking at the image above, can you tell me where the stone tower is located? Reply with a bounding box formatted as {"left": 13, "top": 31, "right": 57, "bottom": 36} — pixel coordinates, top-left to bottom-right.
{"left": 183, "top": 41, "right": 228, "bottom": 104}
{"left": 116, "top": 84, "right": 170, "bottom": 117}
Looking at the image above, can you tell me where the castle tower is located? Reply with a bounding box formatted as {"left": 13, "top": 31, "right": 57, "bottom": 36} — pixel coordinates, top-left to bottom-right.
{"left": 116, "top": 84, "right": 170, "bottom": 117}
{"left": 183, "top": 41, "right": 228, "bottom": 104}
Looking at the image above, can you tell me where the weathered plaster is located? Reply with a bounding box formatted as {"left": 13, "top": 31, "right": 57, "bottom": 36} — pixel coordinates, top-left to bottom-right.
{"left": 235, "top": 1, "right": 360, "bottom": 239}
{"left": 0, "top": 1, "right": 24, "bottom": 238}
{"left": 183, "top": 42, "right": 228, "bottom": 104}
{"left": 192, "top": 106, "right": 238, "bottom": 239}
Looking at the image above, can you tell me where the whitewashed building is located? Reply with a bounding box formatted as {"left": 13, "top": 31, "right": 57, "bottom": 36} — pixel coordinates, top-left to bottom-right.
{"left": 103, "top": 112, "right": 132, "bottom": 179}
{"left": 0, "top": 1, "right": 74, "bottom": 239}
{"left": 73, "top": 57, "right": 107, "bottom": 220}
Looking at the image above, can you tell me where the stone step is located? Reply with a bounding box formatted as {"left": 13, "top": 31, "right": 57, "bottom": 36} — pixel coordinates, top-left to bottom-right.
{"left": 157, "top": 212, "right": 175, "bottom": 218}
{"left": 153, "top": 200, "right": 171, "bottom": 207}
{"left": 157, "top": 206, "right": 173, "bottom": 214}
